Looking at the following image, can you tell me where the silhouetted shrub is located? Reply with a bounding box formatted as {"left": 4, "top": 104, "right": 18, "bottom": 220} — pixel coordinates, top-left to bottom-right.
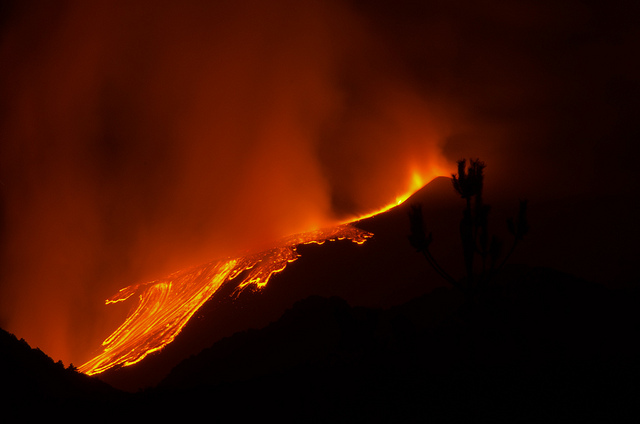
{"left": 409, "top": 158, "right": 528, "bottom": 297}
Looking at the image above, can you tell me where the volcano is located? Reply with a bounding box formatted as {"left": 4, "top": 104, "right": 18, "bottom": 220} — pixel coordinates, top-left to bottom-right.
{"left": 82, "top": 176, "right": 460, "bottom": 390}
{"left": 83, "top": 174, "right": 640, "bottom": 392}
{"left": 3, "top": 176, "right": 640, "bottom": 420}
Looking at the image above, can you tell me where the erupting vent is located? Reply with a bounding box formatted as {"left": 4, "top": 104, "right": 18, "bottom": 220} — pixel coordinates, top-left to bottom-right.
{"left": 79, "top": 224, "right": 372, "bottom": 375}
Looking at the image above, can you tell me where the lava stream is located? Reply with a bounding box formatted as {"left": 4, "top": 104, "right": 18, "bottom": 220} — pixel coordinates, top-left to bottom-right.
{"left": 78, "top": 224, "right": 372, "bottom": 375}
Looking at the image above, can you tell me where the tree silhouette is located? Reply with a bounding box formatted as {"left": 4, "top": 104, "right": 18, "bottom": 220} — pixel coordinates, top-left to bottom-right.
{"left": 409, "top": 158, "right": 528, "bottom": 297}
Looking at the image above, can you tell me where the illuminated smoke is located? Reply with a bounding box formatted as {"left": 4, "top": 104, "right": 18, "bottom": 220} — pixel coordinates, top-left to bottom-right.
{"left": 3, "top": 0, "right": 636, "bottom": 367}
{"left": 0, "top": 1, "right": 452, "bottom": 365}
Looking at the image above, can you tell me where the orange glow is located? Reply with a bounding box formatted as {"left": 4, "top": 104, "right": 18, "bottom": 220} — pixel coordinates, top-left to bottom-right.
{"left": 78, "top": 169, "right": 448, "bottom": 376}
{"left": 342, "top": 166, "right": 447, "bottom": 223}
{"left": 78, "top": 224, "right": 372, "bottom": 375}
{"left": 0, "top": 0, "right": 459, "bottom": 372}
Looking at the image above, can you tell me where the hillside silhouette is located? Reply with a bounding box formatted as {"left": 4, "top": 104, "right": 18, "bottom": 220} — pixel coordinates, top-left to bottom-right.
{"left": 2, "top": 265, "right": 639, "bottom": 420}
{"left": 150, "top": 266, "right": 640, "bottom": 421}
{"left": 0, "top": 327, "right": 126, "bottom": 415}
{"left": 3, "top": 174, "right": 639, "bottom": 420}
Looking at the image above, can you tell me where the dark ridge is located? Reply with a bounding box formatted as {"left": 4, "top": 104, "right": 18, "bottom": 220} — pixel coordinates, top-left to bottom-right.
{"left": 0, "top": 327, "right": 127, "bottom": 414}
{"left": 158, "top": 295, "right": 384, "bottom": 389}
{"left": 141, "top": 265, "right": 639, "bottom": 421}
{"left": 3, "top": 265, "right": 639, "bottom": 420}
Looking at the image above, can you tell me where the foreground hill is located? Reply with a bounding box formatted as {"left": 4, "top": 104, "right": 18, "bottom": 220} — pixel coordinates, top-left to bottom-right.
{"left": 3, "top": 264, "right": 639, "bottom": 421}
{"left": 144, "top": 265, "right": 638, "bottom": 421}
{"left": 0, "top": 327, "right": 125, "bottom": 413}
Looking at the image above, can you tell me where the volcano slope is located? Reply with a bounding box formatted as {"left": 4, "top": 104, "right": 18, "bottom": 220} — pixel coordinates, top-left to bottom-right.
{"left": 94, "top": 176, "right": 461, "bottom": 390}
{"left": 4, "top": 175, "right": 639, "bottom": 420}
{"left": 93, "top": 174, "right": 639, "bottom": 395}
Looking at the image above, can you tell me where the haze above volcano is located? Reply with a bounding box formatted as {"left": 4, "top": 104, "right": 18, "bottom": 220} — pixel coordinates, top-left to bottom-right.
{"left": 1, "top": 0, "right": 638, "bottom": 370}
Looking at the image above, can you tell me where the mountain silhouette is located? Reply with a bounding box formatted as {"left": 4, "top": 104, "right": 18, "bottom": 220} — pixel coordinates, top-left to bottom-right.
{"left": 4, "top": 176, "right": 638, "bottom": 420}
{"left": 94, "top": 176, "right": 639, "bottom": 391}
{"left": 3, "top": 269, "right": 638, "bottom": 420}
{"left": 0, "top": 327, "right": 125, "bottom": 415}
{"left": 148, "top": 266, "right": 640, "bottom": 421}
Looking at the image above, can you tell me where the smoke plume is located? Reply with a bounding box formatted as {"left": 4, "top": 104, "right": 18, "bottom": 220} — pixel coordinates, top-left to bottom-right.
{"left": 1, "top": 0, "right": 637, "bottom": 365}
{"left": 0, "top": 0, "right": 451, "bottom": 364}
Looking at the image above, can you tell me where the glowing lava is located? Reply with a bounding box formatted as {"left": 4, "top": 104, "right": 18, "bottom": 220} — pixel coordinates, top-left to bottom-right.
{"left": 79, "top": 167, "right": 445, "bottom": 376}
{"left": 78, "top": 224, "right": 372, "bottom": 375}
{"left": 341, "top": 168, "right": 438, "bottom": 223}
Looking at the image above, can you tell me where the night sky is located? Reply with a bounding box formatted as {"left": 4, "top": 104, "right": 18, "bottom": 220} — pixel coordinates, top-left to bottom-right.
{"left": 1, "top": 0, "right": 638, "bottom": 367}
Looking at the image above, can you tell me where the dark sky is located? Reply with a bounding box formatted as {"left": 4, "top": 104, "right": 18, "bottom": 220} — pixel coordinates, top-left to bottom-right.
{"left": 1, "top": 0, "right": 638, "bottom": 365}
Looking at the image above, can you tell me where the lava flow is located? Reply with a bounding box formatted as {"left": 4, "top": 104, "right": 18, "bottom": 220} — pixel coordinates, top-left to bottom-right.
{"left": 78, "top": 224, "right": 372, "bottom": 375}
{"left": 78, "top": 166, "right": 445, "bottom": 376}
